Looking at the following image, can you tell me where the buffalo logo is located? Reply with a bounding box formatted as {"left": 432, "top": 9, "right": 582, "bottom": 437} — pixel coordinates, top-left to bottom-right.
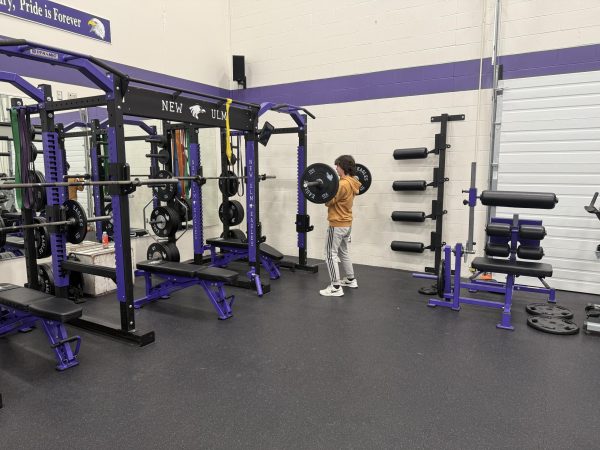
{"left": 88, "top": 18, "right": 106, "bottom": 40}
{"left": 190, "top": 105, "right": 206, "bottom": 119}
{"left": 326, "top": 172, "right": 334, "bottom": 181}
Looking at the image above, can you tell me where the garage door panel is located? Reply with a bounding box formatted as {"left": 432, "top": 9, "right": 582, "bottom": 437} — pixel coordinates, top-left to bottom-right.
{"left": 497, "top": 72, "right": 600, "bottom": 294}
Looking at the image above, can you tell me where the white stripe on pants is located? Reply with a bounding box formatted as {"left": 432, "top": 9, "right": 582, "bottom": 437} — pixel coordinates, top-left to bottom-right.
{"left": 324, "top": 226, "right": 354, "bottom": 285}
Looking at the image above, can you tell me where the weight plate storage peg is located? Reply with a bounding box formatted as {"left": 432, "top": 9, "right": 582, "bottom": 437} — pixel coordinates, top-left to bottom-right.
{"left": 64, "top": 199, "right": 88, "bottom": 244}
{"left": 149, "top": 206, "right": 180, "bottom": 238}
{"left": 526, "top": 302, "right": 574, "bottom": 319}
{"left": 152, "top": 169, "right": 177, "bottom": 202}
{"left": 218, "top": 170, "right": 240, "bottom": 198}
{"left": 355, "top": 163, "right": 371, "bottom": 195}
{"left": 218, "top": 200, "right": 245, "bottom": 226}
{"left": 301, "top": 163, "right": 339, "bottom": 204}
{"left": 147, "top": 241, "right": 180, "bottom": 262}
{"left": 527, "top": 315, "right": 580, "bottom": 335}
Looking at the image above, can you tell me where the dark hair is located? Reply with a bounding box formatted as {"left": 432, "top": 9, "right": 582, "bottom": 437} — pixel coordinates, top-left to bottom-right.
{"left": 334, "top": 155, "right": 356, "bottom": 177}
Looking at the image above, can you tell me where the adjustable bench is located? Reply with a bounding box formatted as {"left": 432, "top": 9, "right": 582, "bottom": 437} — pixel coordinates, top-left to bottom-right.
{"left": 205, "top": 237, "right": 284, "bottom": 280}
{"left": 0, "top": 283, "right": 82, "bottom": 370}
{"left": 135, "top": 260, "right": 239, "bottom": 320}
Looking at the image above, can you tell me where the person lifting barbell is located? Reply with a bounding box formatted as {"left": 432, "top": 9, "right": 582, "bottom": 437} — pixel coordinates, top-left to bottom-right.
{"left": 300, "top": 155, "right": 372, "bottom": 298}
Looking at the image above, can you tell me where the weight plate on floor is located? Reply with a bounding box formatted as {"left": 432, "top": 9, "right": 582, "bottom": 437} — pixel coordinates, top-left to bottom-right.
{"left": 103, "top": 204, "right": 114, "bottom": 237}
{"left": 526, "top": 302, "right": 574, "bottom": 319}
{"left": 37, "top": 263, "right": 55, "bottom": 295}
{"left": 355, "top": 163, "right": 371, "bottom": 195}
{"left": 147, "top": 241, "right": 180, "bottom": 262}
{"left": 527, "top": 315, "right": 580, "bottom": 335}
{"left": 152, "top": 170, "right": 177, "bottom": 202}
{"left": 33, "top": 216, "right": 51, "bottom": 258}
{"left": 301, "top": 163, "right": 338, "bottom": 204}
{"left": 218, "top": 170, "right": 240, "bottom": 198}
{"left": 64, "top": 200, "right": 87, "bottom": 244}
{"left": 218, "top": 200, "right": 244, "bottom": 226}
{"left": 150, "top": 206, "right": 180, "bottom": 238}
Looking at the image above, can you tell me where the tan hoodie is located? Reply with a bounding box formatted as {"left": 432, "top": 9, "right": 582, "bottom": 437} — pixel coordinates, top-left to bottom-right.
{"left": 325, "top": 175, "right": 362, "bottom": 227}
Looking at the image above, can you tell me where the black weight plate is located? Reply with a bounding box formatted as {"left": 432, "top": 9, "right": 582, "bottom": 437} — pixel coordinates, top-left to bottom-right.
{"left": 218, "top": 200, "right": 245, "bottom": 226}
{"left": 218, "top": 170, "right": 240, "bottom": 198}
{"left": 526, "top": 302, "right": 574, "bottom": 319}
{"left": 527, "top": 315, "right": 580, "bottom": 335}
{"left": 169, "top": 197, "right": 193, "bottom": 223}
{"left": 157, "top": 148, "right": 171, "bottom": 165}
{"left": 31, "top": 170, "right": 47, "bottom": 212}
{"left": 355, "top": 163, "right": 371, "bottom": 195}
{"left": 33, "top": 217, "right": 51, "bottom": 258}
{"left": 437, "top": 259, "right": 445, "bottom": 297}
{"left": 37, "top": 263, "right": 55, "bottom": 295}
{"left": 147, "top": 241, "right": 180, "bottom": 262}
{"left": 221, "top": 229, "right": 247, "bottom": 241}
{"left": 31, "top": 143, "right": 38, "bottom": 161}
{"left": 64, "top": 200, "right": 88, "bottom": 244}
{"left": 152, "top": 170, "right": 177, "bottom": 202}
{"left": 301, "top": 163, "right": 339, "bottom": 204}
{"left": 103, "top": 204, "right": 114, "bottom": 237}
{"left": 150, "top": 206, "right": 180, "bottom": 238}
{"left": 0, "top": 216, "right": 5, "bottom": 248}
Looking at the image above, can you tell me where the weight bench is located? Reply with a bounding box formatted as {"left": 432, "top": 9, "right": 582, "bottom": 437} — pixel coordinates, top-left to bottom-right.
{"left": 135, "top": 260, "right": 238, "bottom": 320}
{"left": 205, "top": 237, "right": 284, "bottom": 280}
{"left": 428, "top": 244, "right": 555, "bottom": 330}
{"left": 0, "top": 283, "right": 82, "bottom": 370}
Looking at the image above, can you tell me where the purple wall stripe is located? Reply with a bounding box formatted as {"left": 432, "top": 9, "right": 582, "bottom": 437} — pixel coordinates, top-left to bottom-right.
{"left": 3, "top": 39, "right": 600, "bottom": 117}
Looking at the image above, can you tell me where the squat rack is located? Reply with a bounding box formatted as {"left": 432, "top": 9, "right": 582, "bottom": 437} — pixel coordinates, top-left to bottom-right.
{"left": 0, "top": 39, "right": 261, "bottom": 345}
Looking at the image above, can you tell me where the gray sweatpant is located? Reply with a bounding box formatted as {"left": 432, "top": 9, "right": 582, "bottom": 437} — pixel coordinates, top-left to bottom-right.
{"left": 324, "top": 226, "right": 354, "bottom": 285}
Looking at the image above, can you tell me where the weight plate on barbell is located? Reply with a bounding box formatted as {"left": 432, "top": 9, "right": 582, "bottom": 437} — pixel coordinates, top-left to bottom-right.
{"left": 31, "top": 143, "right": 38, "bottom": 161}
{"left": 218, "top": 200, "right": 245, "bottom": 226}
{"left": 152, "top": 170, "right": 177, "bottom": 202}
{"left": 146, "top": 241, "right": 180, "bottom": 262}
{"left": 355, "top": 163, "right": 371, "bottom": 195}
{"left": 37, "top": 263, "right": 55, "bottom": 295}
{"left": 218, "top": 170, "right": 240, "bottom": 198}
{"left": 33, "top": 216, "right": 51, "bottom": 258}
{"left": 301, "top": 163, "right": 339, "bottom": 204}
{"left": 64, "top": 199, "right": 88, "bottom": 244}
{"left": 150, "top": 205, "right": 180, "bottom": 238}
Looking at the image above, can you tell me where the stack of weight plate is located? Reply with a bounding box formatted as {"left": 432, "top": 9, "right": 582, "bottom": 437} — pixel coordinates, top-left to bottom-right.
{"left": 526, "top": 302, "right": 579, "bottom": 335}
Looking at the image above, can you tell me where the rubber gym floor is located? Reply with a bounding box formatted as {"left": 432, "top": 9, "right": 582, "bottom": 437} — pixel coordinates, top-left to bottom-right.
{"left": 0, "top": 262, "right": 598, "bottom": 449}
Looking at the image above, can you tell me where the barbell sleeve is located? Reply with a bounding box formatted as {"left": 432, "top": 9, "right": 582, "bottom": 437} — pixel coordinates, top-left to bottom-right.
{"left": 303, "top": 179, "right": 323, "bottom": 188}
{"left": 0, "top": 214, "right": 112, "bottom": 233}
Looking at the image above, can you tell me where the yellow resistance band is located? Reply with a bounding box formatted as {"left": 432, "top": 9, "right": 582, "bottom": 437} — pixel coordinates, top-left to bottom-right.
{"left": 225, "top": 98, "right": 232, "bottom": 164}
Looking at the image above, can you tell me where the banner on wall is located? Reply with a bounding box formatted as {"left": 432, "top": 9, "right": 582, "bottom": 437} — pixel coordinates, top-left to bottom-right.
{"left": 0, "top": 0, "right": 111, "bottom": 43}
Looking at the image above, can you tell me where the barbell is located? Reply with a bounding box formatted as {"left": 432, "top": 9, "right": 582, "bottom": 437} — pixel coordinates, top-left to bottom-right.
{"left": 301, "top": 163, "right": 372, "bottom": 204}
{"left": 0, "top": 200, "right": 110, "bottom": 245}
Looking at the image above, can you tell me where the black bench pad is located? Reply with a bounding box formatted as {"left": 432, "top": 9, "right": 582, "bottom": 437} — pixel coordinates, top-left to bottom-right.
{"left": 29, "top": 298, "right": 82, "bottom": 322}
{"left": 137, "top": 260, "right": 238, "bottom": 282}
{"left": 0, "top": 284, "right": 83, "bottom": 322}
{"left": 205, "top": 238, "right": 284, "bottom": 261}
{"left": 471, "top": 257, "right": 553, "bottom": 278}
{"left": 5, "top": 236, "right": 24, "bottom": 249}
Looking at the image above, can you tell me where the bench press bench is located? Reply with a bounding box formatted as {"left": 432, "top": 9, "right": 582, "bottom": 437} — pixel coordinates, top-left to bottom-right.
{"left": 206, "top": 237, "right": 284, "bottom": 280}
{"left": 135, "top": 260, "right": 239, "bottom": 320}
{"left": 0, "top": 283, "right": 82, "bottom": 370}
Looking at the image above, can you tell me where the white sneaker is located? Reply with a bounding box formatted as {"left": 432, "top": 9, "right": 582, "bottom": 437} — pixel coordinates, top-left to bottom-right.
{"left": 319, "top": 285, "right": 344, "bottom": 297}
{"left": 340, "top": 277, "right": 358, "bottom": 288}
